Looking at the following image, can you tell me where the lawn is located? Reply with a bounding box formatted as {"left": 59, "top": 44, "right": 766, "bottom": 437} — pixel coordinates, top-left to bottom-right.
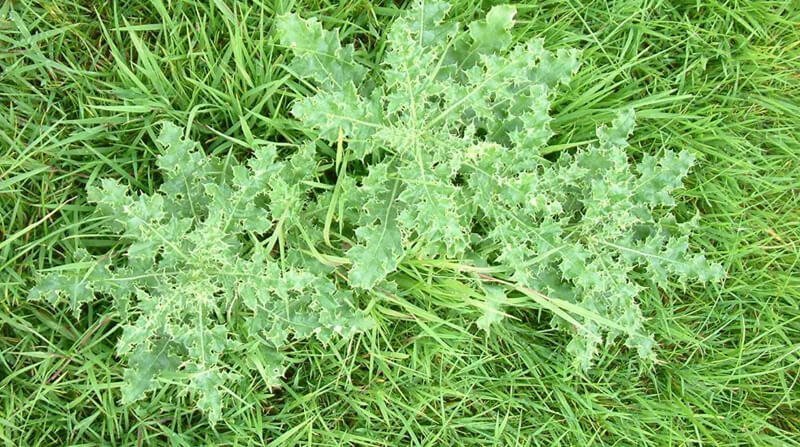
{"left": 1, "top": 0, "right": 799, "bottom": 445}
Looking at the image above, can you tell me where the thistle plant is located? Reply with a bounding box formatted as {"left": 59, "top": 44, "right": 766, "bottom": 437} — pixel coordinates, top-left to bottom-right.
{"left": 30, "top": 1, "right": 723, "bottom": 421}
{"left": 29, "top": 123, "right": 373, "bottom": 422}
{"left": 279, "top": 1, "right": 722, "bottom": 368}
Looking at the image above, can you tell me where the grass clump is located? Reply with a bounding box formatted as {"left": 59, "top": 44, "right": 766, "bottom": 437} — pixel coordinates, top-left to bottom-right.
{"left": 1, "top": 0, "right": 799, "bottom": 445}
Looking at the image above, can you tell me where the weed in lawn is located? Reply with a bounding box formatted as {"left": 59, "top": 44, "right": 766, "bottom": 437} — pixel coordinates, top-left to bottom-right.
{"left": 1, "top": 0, "right": 798, "bottom": 445}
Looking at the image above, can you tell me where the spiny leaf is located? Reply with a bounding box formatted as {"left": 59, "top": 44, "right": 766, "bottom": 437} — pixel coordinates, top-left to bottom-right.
{"left": 276, "top": 13, "right": 366, "bottom": 88}
{"left": 469, "top": 5, "right": 516, "bottom": 51}
{"left": 347, "top": 221, "right": 404, "bottom": 289}
{"left": 476, "top": 286, "right": 510, "bottom": 333}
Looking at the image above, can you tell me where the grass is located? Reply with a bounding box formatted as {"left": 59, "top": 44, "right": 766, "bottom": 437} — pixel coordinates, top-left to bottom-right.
{"left": 1, "top": 0, "right": 799, "bottom": 445}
